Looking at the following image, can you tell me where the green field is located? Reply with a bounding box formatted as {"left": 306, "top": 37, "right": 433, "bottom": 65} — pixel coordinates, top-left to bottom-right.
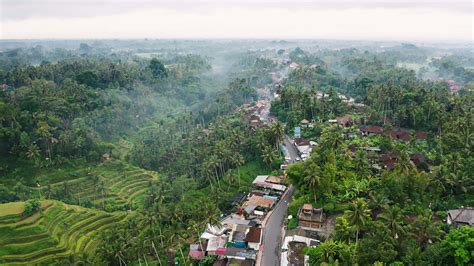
{"left": 0, "top": 200, "right": 128, "bottom": 265}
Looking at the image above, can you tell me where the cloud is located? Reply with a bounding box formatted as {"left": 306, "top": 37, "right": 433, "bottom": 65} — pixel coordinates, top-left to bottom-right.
{"left": 0, "top": 0, "right": 472, "bottom": 41}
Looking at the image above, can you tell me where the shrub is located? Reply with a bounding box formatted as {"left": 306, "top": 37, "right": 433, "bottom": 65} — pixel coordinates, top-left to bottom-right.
{"left": 287, "top": 218, "right": 298, "bottom": 230}
{"left": 23, "top": 199, "right": 41, "bottom": 217}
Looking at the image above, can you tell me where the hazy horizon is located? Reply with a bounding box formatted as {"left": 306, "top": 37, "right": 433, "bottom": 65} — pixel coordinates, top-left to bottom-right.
{"left": 1, "top": 0, "right": 473, "bottom": 42}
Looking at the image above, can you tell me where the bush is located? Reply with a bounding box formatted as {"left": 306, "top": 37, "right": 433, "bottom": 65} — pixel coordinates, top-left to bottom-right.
{"left": 287, "top": 218, "right": 298, "bottom": 230}
{"left": 23, "top": 199, "right": 41, "bottom": 217}
{"left": 288, "top": 196, "right": 308, "bottom": 216}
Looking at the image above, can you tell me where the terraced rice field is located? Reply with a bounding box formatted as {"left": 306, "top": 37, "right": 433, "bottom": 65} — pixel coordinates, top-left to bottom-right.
{"left": 0, "top": 200, "right": 127, "bottom": 265}
{"left": 43, "top": 160, "right": 159, "bottom": 209}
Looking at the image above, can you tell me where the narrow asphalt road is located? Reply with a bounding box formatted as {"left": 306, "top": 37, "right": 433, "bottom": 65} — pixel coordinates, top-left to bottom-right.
{"left": 284, "top": 135, "right": 299, "bottom": 163}
{"left": 260, "top": 185, "right": 294, "bottom": 266}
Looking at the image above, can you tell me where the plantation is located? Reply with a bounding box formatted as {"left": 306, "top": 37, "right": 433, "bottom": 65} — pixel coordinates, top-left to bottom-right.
{"left": 0, "top": 200, "right": 128, "bottom": 265}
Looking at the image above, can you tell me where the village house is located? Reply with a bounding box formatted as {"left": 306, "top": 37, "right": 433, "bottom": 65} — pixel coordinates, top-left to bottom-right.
{"left": 281, "top": 228, "right": 321, "bottom": 266}
{"left": 336, "top": 115, "right": 354, "bottom": 127}
{"left": 289, "top": 62, "right": 300, "bottom": 70}
{"left": 384, "top": 129, "right": 411, "bottom": 142}
{"left": 298, "top": 204, "right": 325, "bottom": 230}
{"left": 379, "top": 151, "right": 400, "bottom": 170}
{"left": 410, "top": 153, "right": 427, "bottom": 165}
{"left": 242, "top": 194, "right": 276, "bottom": 217}
{"left": 359, "top": 125, "right": 384, "bottom": 135}
{"left": 447, "top": 79, "right": 461, "bottom": 93}
{"left": 188, "top": 243, "right": 205, "bottom": 260}
{"left": 244, "top": 227, "right": 262, "bottom": 250}
{"left": 293, "top": 138, "right": 315, "bottom": 160}
{"left": 252, "top": 175, "right": 286, "bottom": 193}
{"left": 447, "top": 208, "right": 474, "bottom": 227}
{"left": 300, "top": 119, "right": 310, "bottom": 128}
{"left": 414, "top": 131, "right": 428, "bottom": 140}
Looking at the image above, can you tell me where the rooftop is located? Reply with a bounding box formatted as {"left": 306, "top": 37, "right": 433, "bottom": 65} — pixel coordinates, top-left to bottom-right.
{"left": 244, "top": 227, "right": 262, "bottom": 243}
{"left": 448, "top": 208, "right": 474, "bottom": 225}
{"left": 246, "top": 195, "right": 275, "bottom": 209}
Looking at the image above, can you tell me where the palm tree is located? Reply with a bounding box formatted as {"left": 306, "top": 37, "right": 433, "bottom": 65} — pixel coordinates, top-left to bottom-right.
{"left": 271, "top": 122, "right": 285, "bottom": 151}
{"left": 345, "top": 198, "right": 371, "bottom": 244}
{"left": 379, "top": 205, "right": 405, "bottom": 240}
{"left": 409, "top": 214, "right": 443, "bottom": 248}
{"left": 261, "top": 145, "right": 277, "bottom": 167}
{"left": 353, "top": 150, "right": 369, "bottom": 177}
{"left": 304, "top": 162, "right": 321, "bottom": 203}
{"left": 396, "top": 151, "right": 414, "bottom": 175}
{"left": 188, "top": 220, "right": 206, "bottom": 254}
{"left": 26, "top": 144, "right": 41, "bottom": 164}
{"left": 368, "top": 192, "right": 391, "bottom": 211}
{"left": 232, "top": 153, "right": 245, "bottom": 187}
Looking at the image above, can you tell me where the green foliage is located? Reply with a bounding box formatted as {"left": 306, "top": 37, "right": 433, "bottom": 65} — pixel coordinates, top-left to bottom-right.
{"left": 23, "top": 199, "right": 41, "bottom": 217}
{"left": 305, "top": 240, "right": 354, "bottom": 265}
{"left": 199, "top": 255, "right": 217, "bottom": 266}
{"left": 356, "top": 221, "right": 398, "bottom": 264}
{"left": 442, "top": 226, "right": 474, "bottom": 265}
{"left": 148, "top": 58, "right": 168, "bottom": 79}
{"left": 287, "top": 217, "right": 298, "bottom": 230}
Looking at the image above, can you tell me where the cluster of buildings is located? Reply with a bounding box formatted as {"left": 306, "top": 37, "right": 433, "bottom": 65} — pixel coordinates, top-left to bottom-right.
{"left": 359, "top": 125, "right": 428, "bottom": 142}
{"left": 281, "top": 203, "right": 327, "bottom": 266}
{"left": 189, "top": 175, "right": 288, "bottom": 265}
{"left": 239, "top": 101, "right": 271, "bottom": 132}
{"left": 291, "top": 137, "right": 317, "bottom": 162}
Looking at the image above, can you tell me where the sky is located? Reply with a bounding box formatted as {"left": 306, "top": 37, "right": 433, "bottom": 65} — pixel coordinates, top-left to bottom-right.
{"left": 0, "top": 0, "right": 472, "bottom": 42}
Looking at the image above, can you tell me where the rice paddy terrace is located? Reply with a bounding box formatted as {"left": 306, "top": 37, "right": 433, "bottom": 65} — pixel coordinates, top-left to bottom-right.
{"left": 0, "top": 200, "right": 128, "bottom": 265}
{"left": 37, "top": 160, "right": 160, "bottom": 210}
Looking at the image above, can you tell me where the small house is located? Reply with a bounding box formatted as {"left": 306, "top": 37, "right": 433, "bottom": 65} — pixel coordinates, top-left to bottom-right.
{"left": 336, "top": 115, "right": 354, "bottom": 127}
{"left": 359, "top": 126, "right": 384, "bottom": 135}
{"left": 447, "top": 208, "right": 474, "bottom": 227}
{"left": 300, "top": 119, "right": 310, "bottom": 128}
{"left": 298, "top": 204, "right": 325, "bottom": 229}
{"left": 244, "top": 227, "right": 262, "bottom": 250}
{"left": 415, "top": 131, "right": 428, "bottom": 140}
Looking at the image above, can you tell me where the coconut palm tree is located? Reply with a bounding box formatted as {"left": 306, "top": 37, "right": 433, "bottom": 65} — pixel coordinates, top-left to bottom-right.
{"left": 261, "top": 145, "right": 277, "bottom": 167}
{"left": 409, "top": 213, "right": 443, "bottom": 248}
{"left": 232, "top": 153, "right": 245, "bottom": 187}
{"left": 396, "top": 152, "right": 414, "bottom": 175}
{"left": 346, "top": 198, "right": 372, "bottom": 244}
{"left": 271, "top": 121, "right": 285, "bottom": 151}
{"left": 304, "top": 162, "right": 321, "bottom": 203}
{"left": 379, "top": 205, "right": 405, "bottom": 240}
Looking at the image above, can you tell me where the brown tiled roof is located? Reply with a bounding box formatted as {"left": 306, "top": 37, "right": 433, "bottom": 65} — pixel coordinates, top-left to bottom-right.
{"left": 249, "top": 115, "right": 260, "bottom": 121}
{"left": 244, "top": 227, "right": 262, "bottom": 243}
{"left": 337, "top": 115, "right": 353, "bottom": 126}
{"left": 247, "top": 195, "right": 274, "bottom": 208}
{"left": 415, "top": 131, "right": 428, "bottom": 139}
{"left": 295, "top": 138, "right": 311, "bottom": 146}
{"left": 380, "top": 151, "right": 400, "bottom": 161}
{"left": 384, "top": 129, "right": 411, "bottom": 141}
{"left": 410, "top": 154, "right": 426, "bottom": 164}
{"left": 360, "top": 126, "right": 384, "bottom": 134}
{"left": 383, "top": 159, "right": 397, "bottom": 169}
{"left": 266, "top": 175, "right": 282, "bottom": 184}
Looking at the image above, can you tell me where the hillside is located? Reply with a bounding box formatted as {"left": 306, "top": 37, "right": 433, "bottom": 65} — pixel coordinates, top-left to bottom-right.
{"left": 3, "top": 160, "right": 159, "bottom": 212}
{"left": 0, "top": 200, "right": 128, "bottom": 265}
